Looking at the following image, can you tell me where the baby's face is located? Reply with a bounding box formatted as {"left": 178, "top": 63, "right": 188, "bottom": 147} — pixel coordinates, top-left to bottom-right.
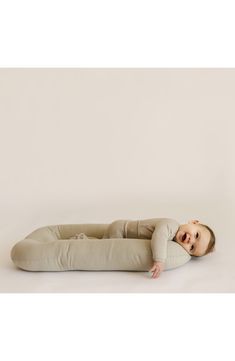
{"left": 174, "top": 221, "right": 211, "bottom": 256}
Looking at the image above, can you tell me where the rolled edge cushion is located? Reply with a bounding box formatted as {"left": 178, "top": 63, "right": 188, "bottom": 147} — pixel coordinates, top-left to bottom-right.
{"left": 10, "top": 224, "right": 191, "bottom": 272}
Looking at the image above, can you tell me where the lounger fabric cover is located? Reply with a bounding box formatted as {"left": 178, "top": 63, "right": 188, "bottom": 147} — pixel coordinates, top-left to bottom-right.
{"left": 10, "top": 223, "right": 191, "bottom": 272}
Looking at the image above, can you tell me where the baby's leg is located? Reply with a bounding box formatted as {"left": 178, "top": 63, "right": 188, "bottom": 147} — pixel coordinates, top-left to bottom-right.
{"left": 102, "top": 220, "right": 127, "bottom": 238}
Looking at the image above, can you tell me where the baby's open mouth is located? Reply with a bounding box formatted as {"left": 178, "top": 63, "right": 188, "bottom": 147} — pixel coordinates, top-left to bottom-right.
{"left": 182, "top": 233, "right": 186, "bottom": 241}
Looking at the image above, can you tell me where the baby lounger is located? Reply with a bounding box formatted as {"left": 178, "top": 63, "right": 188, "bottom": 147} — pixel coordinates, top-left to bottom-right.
{"left": 10, "top": 223, "right": 191, "bottom": 272}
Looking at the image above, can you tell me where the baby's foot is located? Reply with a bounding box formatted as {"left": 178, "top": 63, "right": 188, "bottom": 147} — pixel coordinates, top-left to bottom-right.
{"left": 70, "top": 232, "right": 88, "bottom": 240}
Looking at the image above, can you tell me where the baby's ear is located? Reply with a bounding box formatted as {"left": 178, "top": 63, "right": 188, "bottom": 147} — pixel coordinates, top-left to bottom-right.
{"left": 188, "top": 219, "right": 199, "bottom": 224}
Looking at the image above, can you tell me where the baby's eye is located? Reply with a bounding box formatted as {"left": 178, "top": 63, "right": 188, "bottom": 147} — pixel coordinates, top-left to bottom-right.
{"left": 196, "top": 232, "right": 199, "bottom": 238}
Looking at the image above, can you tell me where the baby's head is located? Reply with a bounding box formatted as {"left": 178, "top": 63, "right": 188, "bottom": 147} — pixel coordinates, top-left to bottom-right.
{"left": 174, "top": 220, "right": 216, "bottom": 257}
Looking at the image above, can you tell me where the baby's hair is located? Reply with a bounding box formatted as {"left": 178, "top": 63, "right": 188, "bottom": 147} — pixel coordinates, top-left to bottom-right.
{"left": 200, "top": 224, "right": 216, "bottom": 256}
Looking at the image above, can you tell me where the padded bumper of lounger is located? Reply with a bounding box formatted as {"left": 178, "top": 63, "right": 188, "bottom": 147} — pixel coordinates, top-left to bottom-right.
{"left": 10, "top": 224, "right": 191, "bottom": 271}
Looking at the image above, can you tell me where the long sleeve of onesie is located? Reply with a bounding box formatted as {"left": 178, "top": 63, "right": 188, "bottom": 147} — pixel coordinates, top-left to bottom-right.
{"left": 150, "top": 219, "right": 180, "bottom": 262}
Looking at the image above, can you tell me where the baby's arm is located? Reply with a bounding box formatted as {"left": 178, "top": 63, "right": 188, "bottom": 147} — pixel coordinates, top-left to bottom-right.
{"left": 149, "top": 219, "right": 179, "bottom": 279}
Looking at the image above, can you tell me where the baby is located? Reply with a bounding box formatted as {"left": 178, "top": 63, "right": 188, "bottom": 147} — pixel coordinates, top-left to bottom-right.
{"left": 101, "top": 217, "right": 216, "bottom": 279}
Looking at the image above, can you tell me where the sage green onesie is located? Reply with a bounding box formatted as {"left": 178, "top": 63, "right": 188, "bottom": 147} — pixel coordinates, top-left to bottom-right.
{"left": 102, "top": 218, "right": 180, "bottom": 263}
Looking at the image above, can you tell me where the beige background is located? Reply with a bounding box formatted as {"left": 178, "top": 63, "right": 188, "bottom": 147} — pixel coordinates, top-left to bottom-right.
{"left": 0, "top": 69, "right": 234, "bottom": 292}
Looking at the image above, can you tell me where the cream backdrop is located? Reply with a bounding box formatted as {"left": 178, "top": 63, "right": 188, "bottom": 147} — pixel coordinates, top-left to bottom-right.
{"left": 0, "top": 68, "right": 234, "bottom": 292}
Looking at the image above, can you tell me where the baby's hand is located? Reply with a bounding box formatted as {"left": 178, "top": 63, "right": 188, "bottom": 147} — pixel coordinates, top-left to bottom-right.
{"left": 149, "top": 261, "right": 164, "bottom": 279}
